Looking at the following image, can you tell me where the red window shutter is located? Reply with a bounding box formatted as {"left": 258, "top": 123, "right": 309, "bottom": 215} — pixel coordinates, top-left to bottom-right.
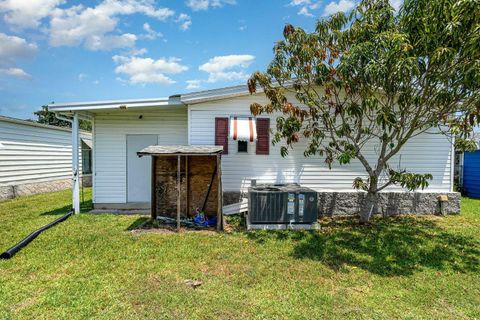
{"left": 256, "top": 118, "right": 270, "bottom": 155}
{"left": 215, "top": 117, "right": 229, "bottom": 155}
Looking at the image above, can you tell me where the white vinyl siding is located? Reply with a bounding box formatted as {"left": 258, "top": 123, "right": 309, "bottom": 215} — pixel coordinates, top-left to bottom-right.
{"left": 0, "top": 119, "right": 89, "bottom": 186}
{"left": 189, "top": 94, "right": 453, "bottom": 193}
{"left": 93, "top": 107, "right": 188, "bottom": 204}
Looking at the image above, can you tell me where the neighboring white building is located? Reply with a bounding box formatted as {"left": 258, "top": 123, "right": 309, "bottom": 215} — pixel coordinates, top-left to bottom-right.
{"left": 48, "top": 85, "right": 457, "bottom": 215}
{"left": 0, "top": 115, "right": 92, "bottom": 200}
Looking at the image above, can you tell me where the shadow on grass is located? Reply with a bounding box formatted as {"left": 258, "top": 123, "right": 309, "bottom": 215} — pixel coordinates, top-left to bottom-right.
{"left": 126, "top": 217, "right": 150, "bottom": 230}
{"left": 41, "top": 198, "right": 93, "bottom": 216}
{"left": 246, "top": 216, "right": 480, "bottom": 276}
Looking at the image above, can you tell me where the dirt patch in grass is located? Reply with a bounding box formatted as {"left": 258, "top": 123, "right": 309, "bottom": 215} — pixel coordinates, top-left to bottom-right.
{"left": 128, "top": 217, "right": 218, "bottom": 235}
{"left": 130, "top": 227, "right": 218, "bottom": 235}
{"left": 10, "top": 297, "right": 37, "bottom": 312}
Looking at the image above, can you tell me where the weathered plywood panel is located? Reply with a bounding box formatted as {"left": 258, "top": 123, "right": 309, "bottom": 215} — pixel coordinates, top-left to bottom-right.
{"left": 154, "top": 155, "right": 218, "bottom": 218}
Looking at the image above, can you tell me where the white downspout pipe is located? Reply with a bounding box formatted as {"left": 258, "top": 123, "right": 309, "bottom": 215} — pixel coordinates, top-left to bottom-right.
{"left": 55, "top": 112, "right": 80, "bottom": 214}
{"left": 72, "top": 113, "right": 80, "bottom": 214}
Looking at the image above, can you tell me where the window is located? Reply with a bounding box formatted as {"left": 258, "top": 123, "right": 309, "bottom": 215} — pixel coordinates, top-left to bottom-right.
{"left": 238, "top": 140, "right": 248, "bottom": 153}
{"left": 81, "top": 141, "right": 92, "bottom": 174}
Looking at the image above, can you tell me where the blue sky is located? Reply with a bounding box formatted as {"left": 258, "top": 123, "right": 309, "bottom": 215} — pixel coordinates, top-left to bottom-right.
{"left": 0, "top": 0, "right": 385, "bottom": 119}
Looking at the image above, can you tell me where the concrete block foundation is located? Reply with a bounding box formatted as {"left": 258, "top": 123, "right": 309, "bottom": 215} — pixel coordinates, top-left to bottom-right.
{"left": 317, "top": 191, "right": 461, "bottom": 217}
{"left": 223, "top": 191, "right": 461, "bottom": 217}
{"left": 0, "top": 178, "right": 72, "bottom": 201}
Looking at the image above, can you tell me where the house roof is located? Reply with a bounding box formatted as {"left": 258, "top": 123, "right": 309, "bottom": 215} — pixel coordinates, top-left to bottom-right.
{"left": 180, "top": 84, "right": 253, "bottom": 104}
{"left": 0, "top": 115, "right": 72, "bottom": 132}
{"left": 0, "top": 115, "right": 92, "bottom": 138}
{"left": 137, "top": 145, "right": 223, "bottom": 156}
{"left": 47, "top": 84, "right": 256, "bottom": 113}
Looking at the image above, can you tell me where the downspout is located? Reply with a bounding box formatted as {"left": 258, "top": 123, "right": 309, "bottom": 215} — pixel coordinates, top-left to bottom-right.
{"left": 55, "top": 112, "right": 80, "bottom": 214}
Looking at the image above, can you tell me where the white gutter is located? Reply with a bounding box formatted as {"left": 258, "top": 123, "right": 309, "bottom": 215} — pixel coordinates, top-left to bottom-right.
{"left": 55, "top": 112, "right": 80, "bottom": 214}
{"left": 55, "top": 112, "right": 73, "bottom": 123}
{"left": 48, "top": 97, "right": 181, "bottom": 112}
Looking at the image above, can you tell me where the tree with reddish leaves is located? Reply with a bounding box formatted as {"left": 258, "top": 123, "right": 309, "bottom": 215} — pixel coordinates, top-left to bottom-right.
{"left": 248, "top": 0, "right": 479, "bottom": 222}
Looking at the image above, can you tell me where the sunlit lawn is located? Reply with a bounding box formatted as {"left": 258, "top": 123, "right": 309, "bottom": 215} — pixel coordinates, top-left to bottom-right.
{"left": 1, "top": 189, "right": 479, "bottom": 319}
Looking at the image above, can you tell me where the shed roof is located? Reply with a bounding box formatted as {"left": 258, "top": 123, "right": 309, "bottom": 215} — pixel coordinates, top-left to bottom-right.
{"left": 137, "top": 145, "right": 223, "bottom": 156}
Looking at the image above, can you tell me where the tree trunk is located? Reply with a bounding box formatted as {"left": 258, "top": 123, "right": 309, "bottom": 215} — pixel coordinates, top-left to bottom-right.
{"left": 359, "top": 176, "right": 379, "bottom": 223}
{"left": 359, "top": 192, "right": 378, "bottom": 223}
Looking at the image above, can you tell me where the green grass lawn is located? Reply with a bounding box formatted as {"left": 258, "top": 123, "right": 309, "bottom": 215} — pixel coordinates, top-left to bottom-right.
{"left": 1, "top": 189, "right": 479, "bottom": 319}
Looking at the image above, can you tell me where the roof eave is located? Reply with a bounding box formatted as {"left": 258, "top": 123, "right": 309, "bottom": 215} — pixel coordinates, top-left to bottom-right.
{"left": 45, "top": 81, "right": 296, "bottom": 112}
{"left": 48, "top": 97, "right": 183, "bottom": 112}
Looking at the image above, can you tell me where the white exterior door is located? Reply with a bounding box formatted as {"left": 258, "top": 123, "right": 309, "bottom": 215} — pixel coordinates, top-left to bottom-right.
{"left": 127, "top": 134, "right": 158, "bottom": 202}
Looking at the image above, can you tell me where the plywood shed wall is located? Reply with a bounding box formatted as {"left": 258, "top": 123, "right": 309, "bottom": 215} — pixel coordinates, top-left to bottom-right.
{"left": 154, "top": 155, "right": 219, "bottom": 217}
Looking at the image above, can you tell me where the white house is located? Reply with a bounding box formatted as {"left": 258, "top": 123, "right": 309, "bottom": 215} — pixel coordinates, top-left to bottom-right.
{"left": 48, "top": 84, "right": 459, "bottom": 216}
{"left": 0, "top": 115, "right": 92, "bottom": 200}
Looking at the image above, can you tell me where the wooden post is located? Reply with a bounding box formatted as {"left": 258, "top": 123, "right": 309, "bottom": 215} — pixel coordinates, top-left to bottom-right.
{"left": 216, "top": 154, "right": 223, "bottom": 231}
{"left": 151, "top": 156, "right": 157, "bottom": 220}
{"left": 177, "top": 155, "right": 181, "bottom": 232}
{"left": 185, "top": 156, "right": 189, "bottom": 217}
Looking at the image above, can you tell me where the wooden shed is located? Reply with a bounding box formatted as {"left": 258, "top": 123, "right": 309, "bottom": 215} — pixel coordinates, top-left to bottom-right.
{"left": 137, "top": 145, "right": 224, "bottom": 231}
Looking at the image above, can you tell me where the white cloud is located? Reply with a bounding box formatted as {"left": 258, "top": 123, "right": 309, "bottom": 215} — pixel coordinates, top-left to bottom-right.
{"left": 128, "top": 47, "right": 148, "bottom": 56}
{"left": 0, "top": 67, "right": 32, "bottom": 80}
{"left": 185, "top": 0, "right": 236, "bottom": 11}
{"left": 0, "top": 33, "right": 37, "bottom": 80}
{"left": 142, "top": 23, "right": 163, "bottom": 39}
{"left": 1, "top": 0, "right": 177, "bottom": 50}
{"left": 289, "top": 0, "right": 321, "bottom": 17}
{"left": 177, "top": 13, "right": 192, "bottom": 31}
{"left": 290, "top": 0, "right": 311, "bottom": 5}
{"left": 0, "top": 33, "right": 37, "bottom": 63}
{"left": 199, "top": 54, "right": 254, "bottom": 73}
{"left": 87, "top": 34, "right": 137, "bottom": 51}
{"left": 323, "top": 0, "right": 355, "bottom": 16}
{"left": 186, "top": 79, "right": 202, "bottom": 90}
{"left": 48, "top": 0, "right": 174, "bottom": 50}
{"left": 289, "top": 0, "right": 331, "bottom": 17}
{"left": 298, "top": 6, "right": 313, "bottom": 17}
{"left": 113, "top": 53, "right": 188, "bottom": 85}
{"left": 186, "top": 0, "right": 208, "bottom": 11}
{"left": 199, "top": 54, "right": 255, "bottom": 83}
{"left": 0, "top": 0, "right": 65, "bottom": 30}
{"left": 78, "top": 73, "right": 87, "bottom": 81}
